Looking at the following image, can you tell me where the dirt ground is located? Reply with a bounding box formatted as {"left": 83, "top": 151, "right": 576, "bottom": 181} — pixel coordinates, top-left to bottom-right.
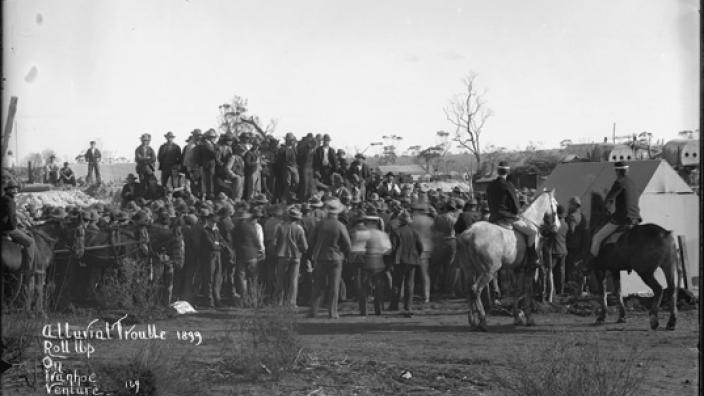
{"left": 2, "top": 298, "right": 699, "bottom": 396}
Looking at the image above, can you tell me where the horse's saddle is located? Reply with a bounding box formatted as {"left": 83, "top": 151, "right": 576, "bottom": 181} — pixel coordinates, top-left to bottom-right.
{"left": 602, "top": 225, "right": 633, "bottom": 247}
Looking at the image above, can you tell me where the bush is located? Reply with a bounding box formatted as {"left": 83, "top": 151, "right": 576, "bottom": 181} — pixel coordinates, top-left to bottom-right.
{"left": 216, "top": 307, "right": 301, "bottom": 382}
{"left": 1, "top": 316, "right": 42, "bottom": 365}
{"left": 494, "top": 336, "right": 646, "bottom": 396}
{"left": 87, "top": 341, "right": 198, "bottom": 396}
{"left": 95, "top": 257, "right": 162, "bottom": 311}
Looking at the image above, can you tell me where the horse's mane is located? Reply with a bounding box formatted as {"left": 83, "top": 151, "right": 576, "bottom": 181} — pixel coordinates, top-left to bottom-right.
{"left": 520, "top": 191, "right": 551, "bottom": 225}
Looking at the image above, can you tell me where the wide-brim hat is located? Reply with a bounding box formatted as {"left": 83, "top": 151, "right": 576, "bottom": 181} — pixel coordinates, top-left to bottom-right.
{"left": 309, "top": 197, "right": 324, "bottom": 208}
{"left": 140, "top": 133, "right": 151, "bottom": 141}
{"left": 568, "top": 196, "right": 582, "bottom": 207}
{"left": 164, "top": 131, "right": 175, "bottom": 138}
{"left": 369, "top": 192, "right": 381, "bottom": 201}
{"left": 497, "top": 160, "right": 510, "bottom": 170}
{"left": 251, "top": 193, "right": 269, "bottom": 205}
{"left": 385, "top": 172, "right": 395, "bottom": 177}
{"left": 355, "top": 153, "right": 365, "bottom": 160}
{"left": 411, "top": 202, "right": 428, "bottom": 212}
{"left": 132, "top": 211, "right": 150, "bottom": 224}
{"left": 287, "top": 206, "right": 302, "bottom": 219}
{"left": 49, "top": 207, "right": 68, "bottom": 219}
{"left": 285, "top": 132, "right": 296, "bottom": 141}
{"left": 324, "top": 198, "right": 344, "bottom": 214}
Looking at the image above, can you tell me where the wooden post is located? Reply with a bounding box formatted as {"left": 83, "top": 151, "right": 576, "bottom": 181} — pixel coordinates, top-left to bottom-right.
{"left": 677, "top": 235, "right": 689, "bottom": 290}
{"left": 2, "top": 96, "right": 18, "bottom": 156}
{"left": 27, "top": 161, "right": 34, "bottom": 183}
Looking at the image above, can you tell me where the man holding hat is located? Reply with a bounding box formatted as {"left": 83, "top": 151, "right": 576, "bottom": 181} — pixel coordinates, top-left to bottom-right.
{"left": 313, "top": 134, "right": 337, "bottom": 186}
{"left": 158, "top": 131, "right": 182, "bottom": 188}
{"left": 583, "top": 161, "right": 641, "bottom": 269}
{"left": 84, "top": 140, "right": 102, "bottom": 184}
{"left": 135, "top": 134, "right": 157, "bottom": 184}
{"left": 486, "top": 160, "right": 540, "bottom": 267}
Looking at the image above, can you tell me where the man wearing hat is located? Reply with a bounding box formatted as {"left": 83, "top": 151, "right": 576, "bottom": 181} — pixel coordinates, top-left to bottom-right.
{"left": 347, "top": 153, "right": 370, "bottom": 198}
{"left": 276, "top": 132, "right": 299, "bottom": 204}
{"left": 199, "top": 129, "right": 219, "bottom": 200}
{"left": 272, "top": 206, "right": 308, "bottom": 306}
{"left": 242, "top": 134, "right": 263, "bottom": 201}
{"left": 198, "top": 209, "right": 224, "bottom": 308}
{"left": 135, "top": 134, "right": 157, "bottom": 184}
{"left": 313, "top": 134, "right": 337, "bottom": 186}
{"left": 409, "top": 202, "right": 434, "bottom": 303}
{"left": 0, "top": 180, "right": 35, "bottom": 267}
{"left": 486, "top": 160, "right": 540, "bottom": 267}
{"left": 389, "top": 210, "right": 424, "bottom": 316}
{"left": 158, "top": 131, "right": 182, "bottom": 188}
{"left": 454, "top": 198, "right": 480, "bottom": 235}
{"left": 232, "top": 207, "right": 265, "bottom": 303}
{"left": 84, "top": 140, "right": 102, "bottom": 184}
{"left": 583, "top": 161, "right": 641, "bottom": 269}
{"left": 376, "top": 172, "right": 401, "bottom": 199}
{"left": 58, "top": 162, "right": 76, "bottom": 186}
{"left": 336, "top": 149, "right": 349, "bottom": 177}
{"left": 297, "top": 133, "right": 317, "bottom": 202}
{"left": 565, "top": 196, "right": 588, "bottom": 292}
{"left": 308, "top": 198, "right": 351, "bottom": 319}
{"left": 182, "top": 129, "right": 203, "bottom": 198}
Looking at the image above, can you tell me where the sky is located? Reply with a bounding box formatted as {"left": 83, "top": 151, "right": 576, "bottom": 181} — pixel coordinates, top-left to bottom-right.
{"left": 2, "top": 0, "right": 700, "bottom": 161}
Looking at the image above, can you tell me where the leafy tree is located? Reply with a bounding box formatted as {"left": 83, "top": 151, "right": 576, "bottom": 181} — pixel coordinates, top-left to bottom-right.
{"left": 379, "top": 134, "right": 403, "bottom": 165}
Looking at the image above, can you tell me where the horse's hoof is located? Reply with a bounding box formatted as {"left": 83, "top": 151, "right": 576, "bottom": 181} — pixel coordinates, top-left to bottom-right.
{"left": 616, "top": 317, "right": 626, "bottom": 324}
{"left": 649, "top": 316, "right": 659, "bottom": 330}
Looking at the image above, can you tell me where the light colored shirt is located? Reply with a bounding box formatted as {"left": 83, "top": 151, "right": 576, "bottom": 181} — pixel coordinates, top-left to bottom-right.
{"left": 255, "top": 222, "right": 265, "bottom": 253}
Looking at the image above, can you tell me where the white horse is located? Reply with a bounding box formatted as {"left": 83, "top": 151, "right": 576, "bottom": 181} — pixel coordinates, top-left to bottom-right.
{"left": 456, "top": 190, "right": 559, "bottom": 331}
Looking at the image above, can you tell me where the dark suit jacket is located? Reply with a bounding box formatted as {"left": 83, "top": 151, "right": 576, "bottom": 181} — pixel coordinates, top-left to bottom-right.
{"left": 347, "top": 160, "right": 371, "bottom": 181}
{"left": 313, "top": 146, "right": 337, "bottom": 173}
{"left": 308, "top": 217, "right": 351, "bottom": 262}
{"left": 605, "top": 175, "right": 641, "bottom": 225}
{"left": 84, "top": 148, "right": 102, "bottom": 163}
{"left": 486, "top": 176, "right": 520, "bottom": 223}
{"left": 157, "top": 142, "right": 182, "bottom": 170}
{"left": 134, "top": 145, "right": 156, "bottom": 170}
{"left": 391, "top": 224, "right": 424, "bottom": 265}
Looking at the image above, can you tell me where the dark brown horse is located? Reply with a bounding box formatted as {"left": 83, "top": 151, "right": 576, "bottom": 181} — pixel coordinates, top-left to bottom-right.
{"left": 1, "top": 222, "right": 64, "bottom": 315}
{"left": 580, "top": 223, "right": 680, "bottom": 330}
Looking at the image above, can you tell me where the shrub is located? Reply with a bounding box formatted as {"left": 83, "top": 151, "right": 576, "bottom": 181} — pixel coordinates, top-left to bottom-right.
{"left": 95, "top": 257, "right": 162, "bottom": 311}
{"left": 494, "top": 336, "right": 646, "bottom": 396}
{"left": 216, "top": 307, "right": 301, "bottom": 382}
{"left": 87, "top": 341, "right": 198, "bottom": 396}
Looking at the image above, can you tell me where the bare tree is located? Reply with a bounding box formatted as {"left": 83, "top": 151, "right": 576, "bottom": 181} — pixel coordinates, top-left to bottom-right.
{"left": 218, "top": 95, "right": 277, "bottom": 139}
{"left": 445, "top": 73, "right": 492, "bottom": 172}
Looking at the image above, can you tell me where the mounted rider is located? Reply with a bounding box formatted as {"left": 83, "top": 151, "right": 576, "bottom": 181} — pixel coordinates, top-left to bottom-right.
{"left": 584, "top": 161, "right": 641, "bottom": 265}
{"left": 1, "top": 180, "right": 35, "bottom": 267}
{"left": 486, "top": 161, "right": 539, "bottom": 266}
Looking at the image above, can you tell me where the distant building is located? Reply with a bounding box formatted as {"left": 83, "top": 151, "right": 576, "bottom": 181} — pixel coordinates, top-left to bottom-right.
{"left": 376, "top": 164, "right": 426, "bottom": 182}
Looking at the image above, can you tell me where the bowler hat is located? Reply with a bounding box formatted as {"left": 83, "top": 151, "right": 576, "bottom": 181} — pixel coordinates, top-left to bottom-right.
{"left": 164, "top": 131, "right": 175, "bottom": 138}
{"left": 497, "top": 161, "right": 510, "bottom": 170}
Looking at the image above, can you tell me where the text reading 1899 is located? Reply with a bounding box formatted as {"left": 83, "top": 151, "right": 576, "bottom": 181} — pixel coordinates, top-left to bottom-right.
{"left": 175, "top": 330, "right": 202, "bottom": 345}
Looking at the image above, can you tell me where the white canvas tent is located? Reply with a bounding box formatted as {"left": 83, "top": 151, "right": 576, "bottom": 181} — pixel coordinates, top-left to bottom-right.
{"left": 540, "top": 160, "right": 699, "bottom": 296}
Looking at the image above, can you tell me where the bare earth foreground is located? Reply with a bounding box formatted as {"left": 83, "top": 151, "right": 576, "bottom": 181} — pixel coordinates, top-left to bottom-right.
{"left": 2, "top": 299, "right": 699, "bottom": 396}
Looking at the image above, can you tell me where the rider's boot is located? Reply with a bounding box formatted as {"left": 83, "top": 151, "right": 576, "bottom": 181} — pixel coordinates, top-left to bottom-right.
{"left": 525, "top": 244, "right": 539, "bottom": 268}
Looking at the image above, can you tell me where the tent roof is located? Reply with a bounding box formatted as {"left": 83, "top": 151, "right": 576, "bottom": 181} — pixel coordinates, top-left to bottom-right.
{"left": 539, "top": 160, "right": 693, "bottom": 208}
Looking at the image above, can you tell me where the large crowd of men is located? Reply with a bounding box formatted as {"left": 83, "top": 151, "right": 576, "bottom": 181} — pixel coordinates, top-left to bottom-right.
{"left": 1, "top": 129, "right": 597, "bottom": 317}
